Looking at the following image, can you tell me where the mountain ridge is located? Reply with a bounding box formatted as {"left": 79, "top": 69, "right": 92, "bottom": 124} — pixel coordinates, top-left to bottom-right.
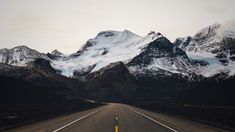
{"left": 0, "top": 23, "right": 235, "bottom": 79}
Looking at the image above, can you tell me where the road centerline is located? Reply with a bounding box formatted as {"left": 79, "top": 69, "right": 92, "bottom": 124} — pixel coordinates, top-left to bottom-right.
{"left": 115, "top": 105, "right": 119, "bottom": 132}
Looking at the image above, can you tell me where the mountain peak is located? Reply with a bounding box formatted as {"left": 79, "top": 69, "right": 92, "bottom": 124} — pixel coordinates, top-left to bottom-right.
{"left": 175, "top": 22, "right": 235, "bottom": 77}
{"left": 194, "top": 23, "right": 221, "bottom": 40}
{"left": 51, "top": 49, "right": 63, "bottom": 56}
{"left": 147, "top": 31, "right": 156, "bottom": 35}
{"left": 96, "top": 30, "right": 120, "bottom": 37}
{"left": 53, "top": 29, "right": 158, "bottom": 77}
{"left": 96, "top": 30, "right": 140, "bottom": 38}
{"left": 0, "top": 45, "right": 48, "bottom": 66}
{"left": 192, "top": 23, "right": 235, "bottom": 40}
{"left": 147, "top": 31, "right": 162, "bottom": 36}
{"left": 122, "top": 29, "right": 137, "bottom": 34}
{"left": 120, "top": 30, "right": 140, "bottom": 37}
{"left": 11, "top": 45, "right": 31, "bottom": 50}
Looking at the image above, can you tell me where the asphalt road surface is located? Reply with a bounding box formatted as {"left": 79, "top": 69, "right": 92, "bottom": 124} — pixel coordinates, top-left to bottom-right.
{"left": 55, "top": 103, "right": 174, "bottom": 132}
{"left": 11, "top": 103, "right": 223, "bottom": 132}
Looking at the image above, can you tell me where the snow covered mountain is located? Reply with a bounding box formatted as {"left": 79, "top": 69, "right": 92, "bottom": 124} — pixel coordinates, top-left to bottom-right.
{"left": 51, "top": 30, "right": 194, "bottom": 78}
{"left": 52, "top": 30, "right": 163, "bottom": 77}
{"left": 128, "top": 37, "right": 195, "bottom": 77}
{"left": 175, "top": 23, "right": 235, "bottom": 77}
{"left": 1, "top": 23, "right": 235, "bottom": 78}
{"left": 0, "top": 45, "right": 49, "bottom": 66}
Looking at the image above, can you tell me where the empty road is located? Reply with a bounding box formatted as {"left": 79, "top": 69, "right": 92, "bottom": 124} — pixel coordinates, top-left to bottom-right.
{"left": 11, "top": 103, "right": 222, "bottom": 132}
{"left": 54, "top": 104, "right": 174, "bottom": 132}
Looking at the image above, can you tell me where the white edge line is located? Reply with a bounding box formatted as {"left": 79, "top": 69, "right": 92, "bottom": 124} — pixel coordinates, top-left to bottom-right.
{"left": 52, "top": 107, "right": 105, "bottom": 132}
{"left": 127, "top": 106, "right": 178, "bottom": 132}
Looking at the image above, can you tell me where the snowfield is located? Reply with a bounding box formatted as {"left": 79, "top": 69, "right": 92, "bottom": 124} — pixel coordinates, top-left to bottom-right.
{"left": 52, "top": 30, "right": 162, "bottom": 77}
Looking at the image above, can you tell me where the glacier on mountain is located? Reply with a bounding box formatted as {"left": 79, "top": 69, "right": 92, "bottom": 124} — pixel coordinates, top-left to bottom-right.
{"left": 52, "top": 30, "right": 162, "bottom": 77}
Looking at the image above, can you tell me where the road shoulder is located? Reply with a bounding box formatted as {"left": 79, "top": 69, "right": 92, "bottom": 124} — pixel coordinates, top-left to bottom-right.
{"left": 125, "top": 104, "right": 227, "bottom": 132}
{"left": 8, "top": 105, "right": 107, "bottom": 132}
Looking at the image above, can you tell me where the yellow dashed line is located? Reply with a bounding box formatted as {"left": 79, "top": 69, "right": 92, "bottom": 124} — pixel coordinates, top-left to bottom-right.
{"left": 115, "top": 112, "right": 118, "bottom": 132}
{"left": 115, "top": 125, "right": 118, "bottom": 132}
{"left": 115, "top": 112, "right": 118, "bottom": 121}
{"left": 115, "top": 105, "right": 119, "bottom": 132}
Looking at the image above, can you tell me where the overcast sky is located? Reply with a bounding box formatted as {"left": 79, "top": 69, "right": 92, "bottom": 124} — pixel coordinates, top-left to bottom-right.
{"left": 0, "top": 0, "right": 234, "bottom": 53}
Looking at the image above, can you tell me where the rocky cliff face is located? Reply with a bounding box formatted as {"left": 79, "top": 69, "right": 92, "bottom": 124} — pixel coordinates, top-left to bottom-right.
{"left": 128, "top": 36, "right": 195, "bottom": 78}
